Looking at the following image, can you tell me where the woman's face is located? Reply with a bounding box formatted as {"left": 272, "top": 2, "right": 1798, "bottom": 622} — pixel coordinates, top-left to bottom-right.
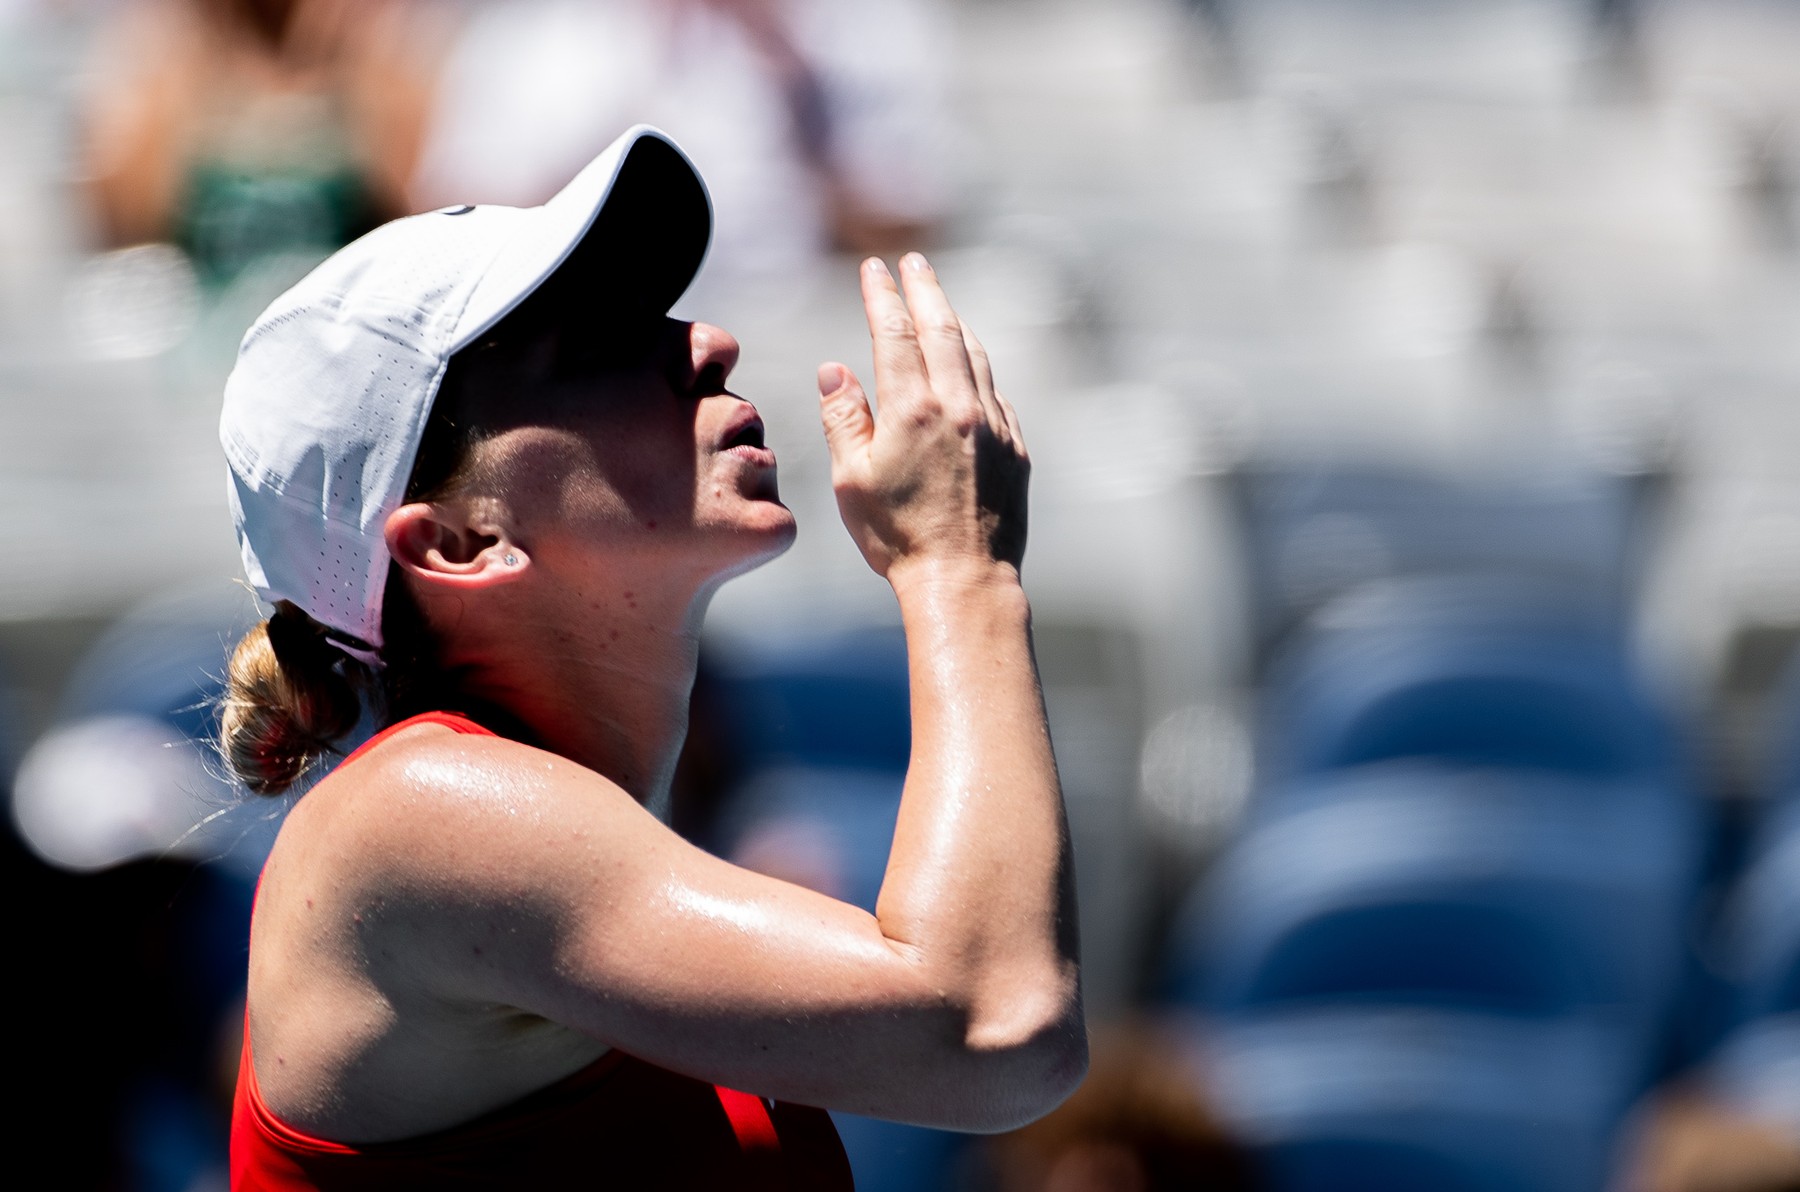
{"left": 468, "top": 316, "right": 797, "bottom": 596}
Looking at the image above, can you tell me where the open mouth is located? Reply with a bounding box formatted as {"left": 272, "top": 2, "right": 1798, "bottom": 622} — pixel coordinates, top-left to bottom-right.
{"left": 723, "top": 418, "right": 766, "bottom": 451}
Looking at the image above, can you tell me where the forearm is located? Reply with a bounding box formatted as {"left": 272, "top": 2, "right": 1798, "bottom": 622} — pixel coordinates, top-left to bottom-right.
{"left": 875, "top": 557, "right": 1081, "bottom": 1048}
{"left": 817, "top": 250, "right": 1083, "bottom": 1114}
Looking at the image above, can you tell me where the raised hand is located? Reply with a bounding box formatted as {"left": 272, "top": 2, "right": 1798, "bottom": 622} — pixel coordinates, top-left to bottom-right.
{"left": 817, "top": 254, "right": 1029, "bottom": 582}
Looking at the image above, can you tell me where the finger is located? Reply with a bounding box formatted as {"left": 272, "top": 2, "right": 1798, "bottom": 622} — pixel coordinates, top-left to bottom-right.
{"left": 817, "top": 362, "right": 874, "bottom": 473}
{"left": 996, "top": 391, "right": 1027, "bottom": 459}
{"left": 860, "top": 257, "right": 929, "bottom": 412}
{"left": 898, "top": 253, "right": 981, "bottom": 413}
{"left": 959, "top": 319, "right": 1006, "bottom": 439}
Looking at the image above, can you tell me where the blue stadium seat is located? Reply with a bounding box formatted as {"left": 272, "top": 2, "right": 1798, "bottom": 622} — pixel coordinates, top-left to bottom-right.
{"left": 1233, "top": 464, "right": 1640, "bottom": 651}
{"left": 715, "top": 765, "right": 902, "bottom": 915}
{"left": 1260, "top": 576, "right": 1679, "bottom": 783}
{"left": 44, "top": 585, "right": 278, "bottom": 872}
{"left": 1702, "top": 1012, "right": 1800, "bottom": 1127}
{"left": 1758, "top": 655, "right": 1800, "bottom": 806}
{"left": 1192, "top": 1008, "right": 1628, "bottom": 1192}
{"left": 58, "top": 585, "right": 258, "bottom": 746}
{"left": 1167, "top": 764, "right": 1698, "bottom": 1035}
{"left": 1717, "top": 799, "right": 1800, "bottom": 1024}
{"left": 709, "top": 625, "right": 911, "bottom": 775}
{"left": 704, "top": 625, "right": 914, "bottom": 916}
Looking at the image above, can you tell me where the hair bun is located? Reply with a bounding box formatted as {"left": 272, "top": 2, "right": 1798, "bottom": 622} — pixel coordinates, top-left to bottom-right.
{"left": 220, "top": 602, "right": 368, "bottom": 796}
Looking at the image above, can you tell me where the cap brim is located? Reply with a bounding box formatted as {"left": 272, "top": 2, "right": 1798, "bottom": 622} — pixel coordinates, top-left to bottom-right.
{"left": 450, "top": 125, "right": 712, "bottom": 354}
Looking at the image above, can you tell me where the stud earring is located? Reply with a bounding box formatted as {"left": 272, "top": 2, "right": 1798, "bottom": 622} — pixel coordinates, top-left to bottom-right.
{"left": 503, "top": 553, "right": 518, "bottom": 567}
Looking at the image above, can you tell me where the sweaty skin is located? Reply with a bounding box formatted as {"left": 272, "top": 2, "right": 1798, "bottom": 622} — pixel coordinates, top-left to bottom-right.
{"left": 245, "top": 253, "right": 1085, "bottom": 1142}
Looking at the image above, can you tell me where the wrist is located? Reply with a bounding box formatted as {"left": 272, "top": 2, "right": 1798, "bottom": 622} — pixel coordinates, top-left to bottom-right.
{"left": 887, "top": 555, "right": 1026, "bottom": 605}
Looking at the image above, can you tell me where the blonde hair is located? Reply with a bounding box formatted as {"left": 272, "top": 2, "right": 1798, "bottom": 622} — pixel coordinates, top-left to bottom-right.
{"left": 220, "top": 601, "right": 371, "bottom": 795}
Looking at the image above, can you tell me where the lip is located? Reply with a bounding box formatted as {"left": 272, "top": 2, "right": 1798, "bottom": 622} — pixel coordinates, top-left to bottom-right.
{"left": 724, "top": 443, "right": 777, "bottom": 468}
{"left": 718, "top": 405, "right": 776, "bottom": 467}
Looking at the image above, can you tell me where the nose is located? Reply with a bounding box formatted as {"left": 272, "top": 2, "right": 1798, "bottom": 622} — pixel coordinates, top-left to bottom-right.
{"left": 677, "top": 321, "right": 741, "bottom": 397}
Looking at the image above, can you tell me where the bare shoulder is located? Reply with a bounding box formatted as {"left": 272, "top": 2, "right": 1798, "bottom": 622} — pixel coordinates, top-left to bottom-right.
{"left": 248, "top": 723, "right": 633, "bottom": 1138}
{"left": 264, "top": 721, "right": 657, "bottom": 925}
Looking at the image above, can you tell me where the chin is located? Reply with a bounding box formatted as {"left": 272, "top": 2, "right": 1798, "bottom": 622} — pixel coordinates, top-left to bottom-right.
{"left": 706, "top": 505, "right": 797, "bottom": 584}
{"left": 743, "top": 505, "right": 799, "bottom": 564}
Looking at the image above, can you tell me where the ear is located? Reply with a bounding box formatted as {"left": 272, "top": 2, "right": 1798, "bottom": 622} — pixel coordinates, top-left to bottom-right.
{"left": 384, "top": 502, "right": 529, "bottom": 591}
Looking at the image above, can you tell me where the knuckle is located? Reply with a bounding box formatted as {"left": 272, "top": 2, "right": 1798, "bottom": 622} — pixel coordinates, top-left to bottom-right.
{"left": 879, "top": 312, "right": 915, "bottom": 339}
{"left": 910, "top": 397, "right": 945, "bottom": 426}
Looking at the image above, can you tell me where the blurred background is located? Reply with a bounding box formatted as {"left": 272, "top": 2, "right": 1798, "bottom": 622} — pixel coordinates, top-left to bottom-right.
{"left": 5, "top": 0, "right": 1800, "bottom": 1189}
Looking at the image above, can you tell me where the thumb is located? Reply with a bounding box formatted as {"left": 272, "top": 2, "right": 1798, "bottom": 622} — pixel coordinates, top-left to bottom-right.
{"left": 817, "top": 362, "right": 874, "bottom": 463}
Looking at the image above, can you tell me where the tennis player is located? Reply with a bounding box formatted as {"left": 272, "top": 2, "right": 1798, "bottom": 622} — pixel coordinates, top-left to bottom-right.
{"left": 218, "top": 125, "right": 1084, "bottom": 1189}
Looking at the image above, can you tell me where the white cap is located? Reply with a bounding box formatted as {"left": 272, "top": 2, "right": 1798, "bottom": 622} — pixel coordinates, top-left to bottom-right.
{"left": 221, "top": 125, "right": 711, "bottom": 665}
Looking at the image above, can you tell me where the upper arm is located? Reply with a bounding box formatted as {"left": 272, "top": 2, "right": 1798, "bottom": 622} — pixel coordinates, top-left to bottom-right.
{"left": 343, "top": 734, "right": 1077, "bottom": 1130}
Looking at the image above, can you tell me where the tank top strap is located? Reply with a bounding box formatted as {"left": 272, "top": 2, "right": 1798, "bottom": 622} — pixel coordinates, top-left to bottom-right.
{"left": 713, "top": 1086, "right": 781, "bottom": 1153}
{"left": 337, "top": 710, "right": 497, "bottom": 771}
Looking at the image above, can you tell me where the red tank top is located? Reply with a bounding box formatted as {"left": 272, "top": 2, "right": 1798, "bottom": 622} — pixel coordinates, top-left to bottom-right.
{"left": 231, "top": 712, "right": 854, "bottom": 1190}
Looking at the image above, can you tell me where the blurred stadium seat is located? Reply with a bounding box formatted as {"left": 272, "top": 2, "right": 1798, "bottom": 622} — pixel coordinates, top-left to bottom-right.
{"left": 1168, "top": 764, "right": 1697, "bottom": 1032}
{"left": 1702, "top": 1013, "right": 1800, "bottom": 1129}
{"left": 1720, "top": 799, "right": 1800, "bottom": 1024}
{"left": 1758, "top": 656, "right": 1800, "bottom": 807}
{"left": 1166, "top": 558, "right": 1706, "bottom": 1187}
{"left": 11, "top": 584, "right": 275, "bottom": 875}
{"left": 712, "top": 624, "right": 912, "bottom": 776}
{"left": 1701, "top": 797, "right": 1800, "bottom": 1126}
{"left": 1232, "top": 464, "right": 1645, "bottom": 656}
{"left": 57, "top": 583, "right": 250, "bottom": 739}
{"left": 1259, "top": 573, "right": 1680, "bottom": 782}
{"left": 1193, "top": 1007, "right": 1627, "bottom": 1192}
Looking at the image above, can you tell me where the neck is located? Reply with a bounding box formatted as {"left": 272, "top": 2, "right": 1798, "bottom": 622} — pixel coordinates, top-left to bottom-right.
{"left": 428, "top": 587, "right": 711, "bottom": 809}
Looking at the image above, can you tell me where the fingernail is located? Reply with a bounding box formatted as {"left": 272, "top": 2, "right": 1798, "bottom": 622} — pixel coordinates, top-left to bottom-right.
{"left": 817, "top": 362, "right": 844, "bottom": 396}
{"left": 905, "top": 252, "right": 931, "bottom": 274}
{"left": 865, "top": 257, "right": 889, "bottom": 279}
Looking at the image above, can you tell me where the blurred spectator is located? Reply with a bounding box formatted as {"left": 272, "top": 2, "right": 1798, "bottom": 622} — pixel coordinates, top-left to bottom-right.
{"left": 77, "top": 0, "right": 439, "bottom": 285}
{"left": 409, "top": 0, "right": 954, "bottom": 305}
{"left": 1618, "top": 1089, "right": 1800, "bottom": 1192}
{"left": 981, "top": 1021, "right": 1262, "bottom": 1192}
